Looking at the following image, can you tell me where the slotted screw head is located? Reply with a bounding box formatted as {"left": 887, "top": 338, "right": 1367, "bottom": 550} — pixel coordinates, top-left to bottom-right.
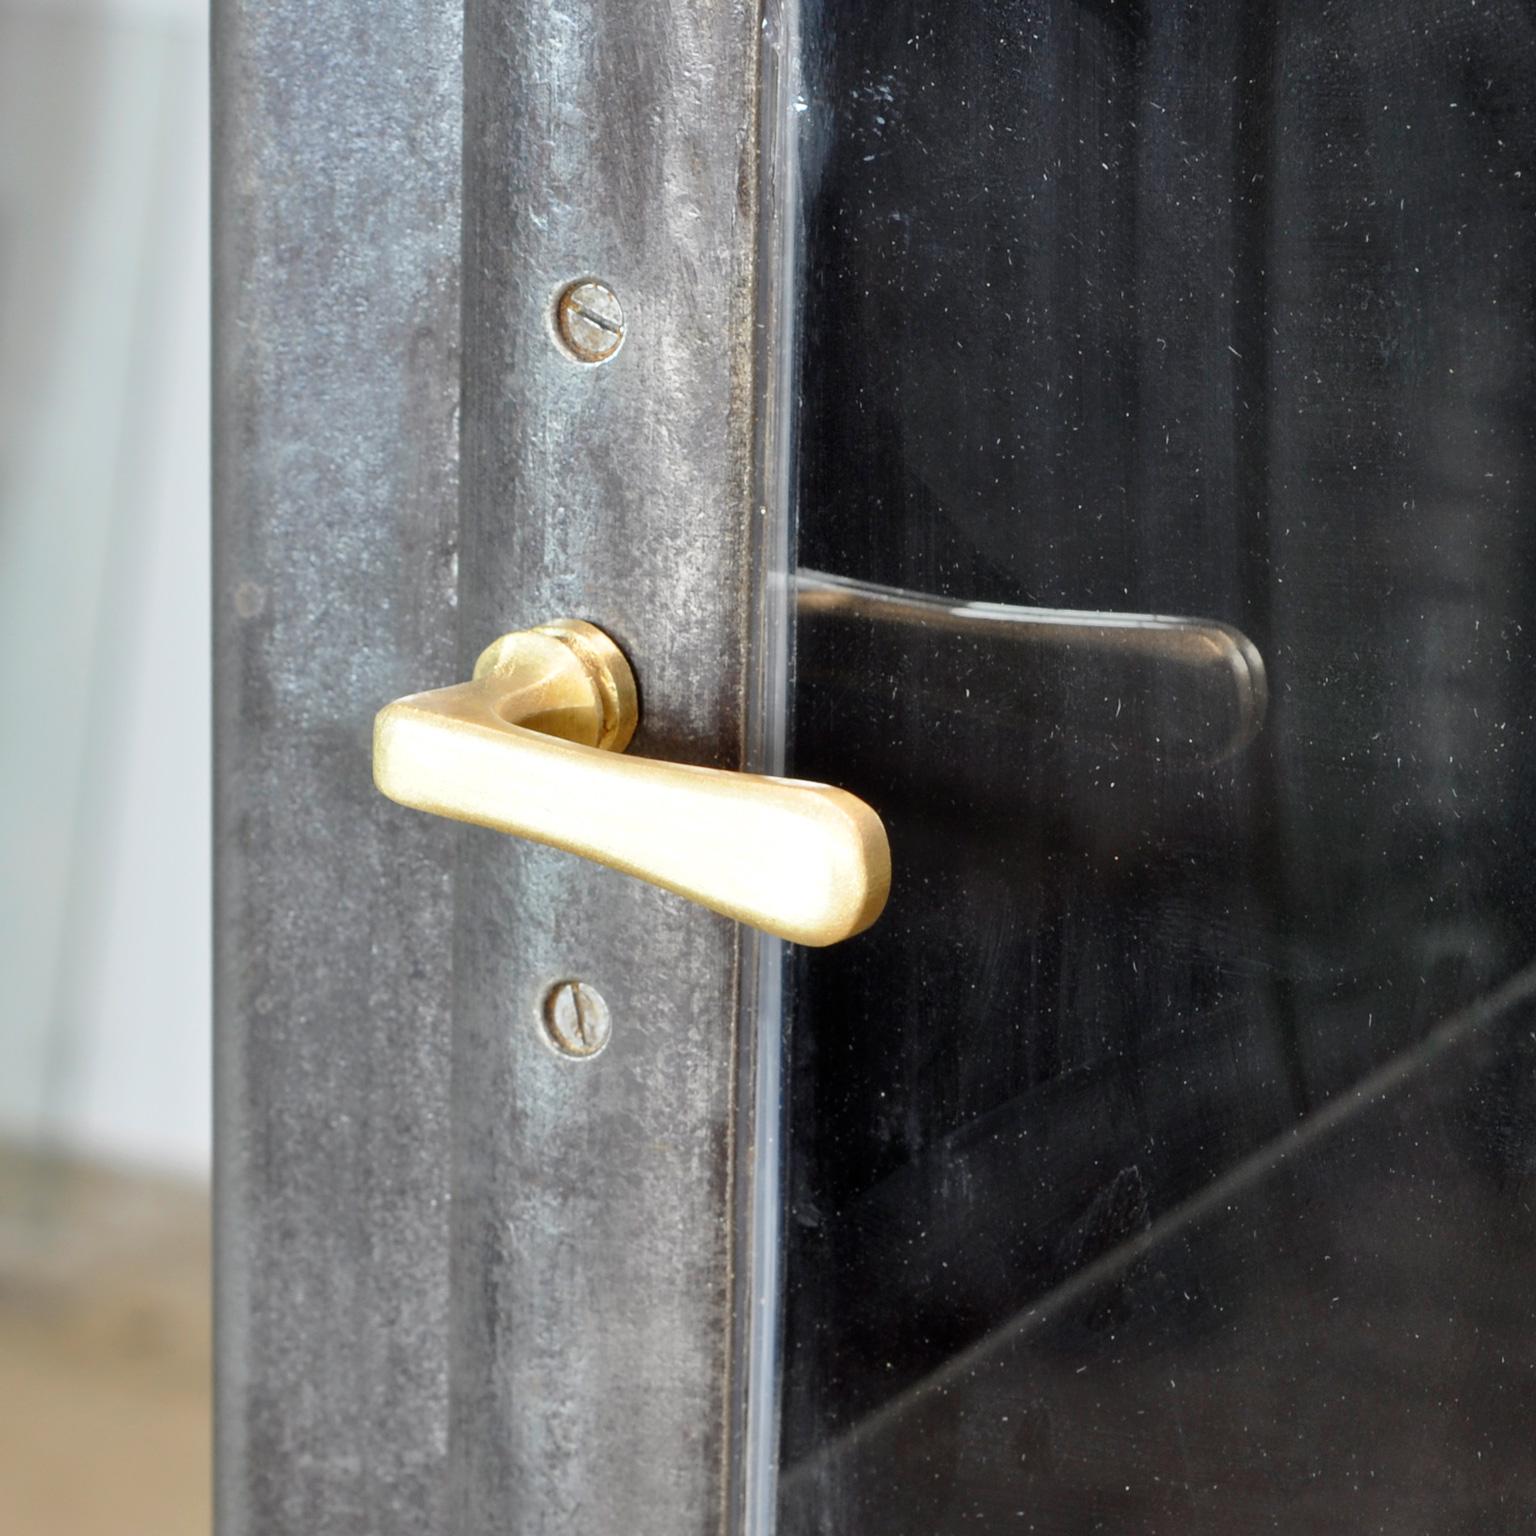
{"left": 556, "top": 279, "right": 625, "bottom": 364}
{"left": 542, "top": 979, "right": 613, "bottom": 1059}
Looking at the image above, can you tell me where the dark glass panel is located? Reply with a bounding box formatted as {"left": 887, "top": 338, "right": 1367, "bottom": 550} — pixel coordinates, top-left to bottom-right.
{"left": 778, "top": 2, "right": 1536, "bottom": 1528}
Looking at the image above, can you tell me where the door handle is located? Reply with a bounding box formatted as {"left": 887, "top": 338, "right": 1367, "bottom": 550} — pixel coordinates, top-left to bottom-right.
{"left": 373, "top": 619, "right": 891, "bottom": 946}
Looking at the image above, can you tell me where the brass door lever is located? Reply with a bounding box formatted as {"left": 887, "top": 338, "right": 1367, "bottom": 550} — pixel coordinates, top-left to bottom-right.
{"left": 373, "top": 620, "right": 891, "bottom": 946}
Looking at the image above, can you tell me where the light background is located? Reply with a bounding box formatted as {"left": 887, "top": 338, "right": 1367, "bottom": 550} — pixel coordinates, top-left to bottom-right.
{"left": 0, "top": 0, "right": 210, "bottom": 1176}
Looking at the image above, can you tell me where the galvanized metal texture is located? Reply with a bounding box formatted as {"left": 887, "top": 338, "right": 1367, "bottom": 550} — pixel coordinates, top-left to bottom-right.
{"left": 212, "top": 0, "right": 462, "bottom": 1530}
{"left": 454, "top": 1, "right": 764, "bottom": 1532}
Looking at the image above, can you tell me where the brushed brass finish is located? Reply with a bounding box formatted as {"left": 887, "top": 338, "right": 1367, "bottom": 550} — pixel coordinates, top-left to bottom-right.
{"left": 373, "top": 621, "right": 890, "bottom": 946}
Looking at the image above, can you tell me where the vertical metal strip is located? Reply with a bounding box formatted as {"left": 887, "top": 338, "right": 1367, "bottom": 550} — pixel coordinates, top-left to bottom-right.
{"left": 735, "top": 0, "right": 803, "bottom": 1530}
{"left": 455, "top": 1, "right": 765, "bottom": 1531}
{"left": 212, "top": 0, "right": 463, "bottom": 1530}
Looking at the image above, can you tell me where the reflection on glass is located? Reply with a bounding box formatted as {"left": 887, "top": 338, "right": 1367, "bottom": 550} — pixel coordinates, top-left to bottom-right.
{"left": 798, "top": 570, "right": 1267, "bottom": 764}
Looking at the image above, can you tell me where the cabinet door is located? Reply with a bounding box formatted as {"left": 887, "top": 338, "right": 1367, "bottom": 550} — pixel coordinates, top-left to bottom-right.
{"left": 216, "top": 2, "right": 1536, "bottom": 1534}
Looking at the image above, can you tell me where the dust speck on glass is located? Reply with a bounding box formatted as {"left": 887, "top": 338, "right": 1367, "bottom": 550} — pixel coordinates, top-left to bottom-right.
{"left": 769, "top": 3, "right": 1536, "bottom": 1531}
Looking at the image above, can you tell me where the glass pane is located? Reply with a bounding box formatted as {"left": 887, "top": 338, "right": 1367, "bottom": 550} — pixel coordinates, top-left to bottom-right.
{"left": 775, "top": 3, "right": 1536, "bottom": 1530}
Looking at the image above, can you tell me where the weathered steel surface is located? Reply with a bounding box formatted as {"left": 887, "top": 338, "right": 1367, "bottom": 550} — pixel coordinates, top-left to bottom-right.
{"left": 212, "top": 0, "right": 462, "bottom": 1530}
{"left": 217, "top": 0, "right": 765, "bottom": 1525}
{"left": 454, "top": 0, "right": 764, "bottom": 1530}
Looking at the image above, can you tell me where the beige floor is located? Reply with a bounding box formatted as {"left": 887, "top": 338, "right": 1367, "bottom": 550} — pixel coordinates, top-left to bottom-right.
{"left": 0, "top": 1148, "right": 210, "bottom": 1536}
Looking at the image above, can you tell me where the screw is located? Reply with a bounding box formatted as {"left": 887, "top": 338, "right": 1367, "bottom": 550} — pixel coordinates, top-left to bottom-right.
{"left": 541, "top": 980, "right": 613, "bottom": 1059}
{"left": 556, "top": 279, "right": 625, "bottom": 364}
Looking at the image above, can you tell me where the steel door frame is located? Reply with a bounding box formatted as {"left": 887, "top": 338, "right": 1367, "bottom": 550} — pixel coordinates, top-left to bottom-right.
{"left": 213, "top": 0, "right": 780, "bottom": 1530}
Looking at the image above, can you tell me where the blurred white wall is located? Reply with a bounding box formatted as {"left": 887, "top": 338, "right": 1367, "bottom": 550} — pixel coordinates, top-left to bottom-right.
{"left": 0, "top": 0, "right": 210, "bottom": 1175}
